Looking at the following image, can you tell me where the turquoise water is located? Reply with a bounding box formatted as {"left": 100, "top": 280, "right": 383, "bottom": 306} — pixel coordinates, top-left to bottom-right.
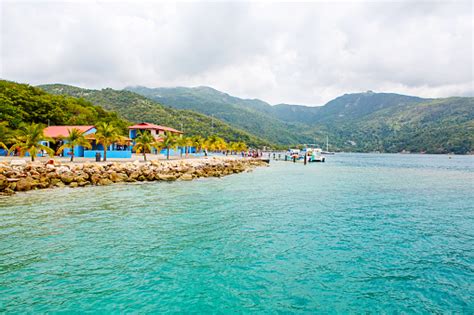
{"left": 1, "top": 154, "right": 473, "bottom": 313}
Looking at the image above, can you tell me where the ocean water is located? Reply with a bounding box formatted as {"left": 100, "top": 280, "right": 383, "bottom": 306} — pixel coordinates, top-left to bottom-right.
{"left": 0, "top": 154, "right": 473, "bottom": 313}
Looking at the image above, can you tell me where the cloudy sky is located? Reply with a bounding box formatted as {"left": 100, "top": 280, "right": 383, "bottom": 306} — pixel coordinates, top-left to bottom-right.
{"left": 1, "top": 0, "right": 472, "bottom": 105}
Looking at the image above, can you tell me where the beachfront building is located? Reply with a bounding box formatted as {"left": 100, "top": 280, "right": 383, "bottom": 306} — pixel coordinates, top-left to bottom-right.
{"left": 44, "top": 125, "right": 132, "bottom": 159}
{"left": 128, "top": 122, "right": 183, "bottom": 155}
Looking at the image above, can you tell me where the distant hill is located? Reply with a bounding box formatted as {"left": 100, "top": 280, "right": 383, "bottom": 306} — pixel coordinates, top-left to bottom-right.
{"left": 127, "top": 86, "right": 474, "bottom": 154}
{"left": 38, "top": 84, "right": 270, "bottom": 147}
{"left": 125, "top": 86, "right": 312, "bottom": 145}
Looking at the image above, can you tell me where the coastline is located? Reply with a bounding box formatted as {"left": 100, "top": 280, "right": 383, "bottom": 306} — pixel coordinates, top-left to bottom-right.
{"left": 0, "top": 157, "right": 268, "bottom": 196}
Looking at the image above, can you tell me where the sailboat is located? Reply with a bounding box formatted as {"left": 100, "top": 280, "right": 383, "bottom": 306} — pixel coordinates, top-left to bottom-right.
{"left": 321, "top": 135, "right": 335, "bottom": 155}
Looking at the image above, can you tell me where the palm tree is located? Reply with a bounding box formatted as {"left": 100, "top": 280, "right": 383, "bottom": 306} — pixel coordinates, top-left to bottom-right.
{"left": 8, "top": 123, "right": 54, "bottom": 161}
{"left": 56, "top": 128, "right": 92, "bottom": 162}
{"left": 184, "top": 137, "right": 194, "bottom": 158}
{"left": 94, "top": 122, "right": 126, "bottom": 162}
{"left": 133, "top": 130, "right": 159, "bottom": 161}
{"left": 0, "top": 121, "right": 10, "bottom": 153}
{"left": 177, "top": 136, "right": 194, "bottom": 158}
{"left": 162, "top": 132, "right": 178, "bottom": 160}
{"left": 234, "top": 141, "right": 247, "bottom": 153}
{"left": 206, "top": 135, "right": 227, "bottom": 152}
{"left": 192, "top": 135, "right": 205, "bottom": 153}
{"left": 176, "top": 136, "right": 186, "bottom": 158}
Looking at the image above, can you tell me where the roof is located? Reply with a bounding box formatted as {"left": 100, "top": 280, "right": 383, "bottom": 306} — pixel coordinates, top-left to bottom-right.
{"left": 44, "top": 126, "right": 95, "bottom": 138}
{"left": 128, "top": 122, "right": 183, "bottom": 134}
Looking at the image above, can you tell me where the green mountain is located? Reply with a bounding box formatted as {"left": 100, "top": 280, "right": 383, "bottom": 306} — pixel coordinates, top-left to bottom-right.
{"left": 38, "top": 84, "right": 269, "bottom": 147}
{"left": 127, "top": 86, "right": 473, "bottom": 154}
{"left": 126, "top": 86, "right": 312, "bottom": 145}
{"left": 0, "top": 80, "right": 129, "bottom": 132}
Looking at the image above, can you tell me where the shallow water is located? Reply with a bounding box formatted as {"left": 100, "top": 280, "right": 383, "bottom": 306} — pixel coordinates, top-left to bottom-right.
{"left": 1, "top": 154, "right": 473, "bottom": 313}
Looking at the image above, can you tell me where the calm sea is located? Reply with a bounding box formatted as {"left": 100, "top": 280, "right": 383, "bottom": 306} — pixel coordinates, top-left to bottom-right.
{"left": 0, "top": 154, "right": 473, "bottom": 313}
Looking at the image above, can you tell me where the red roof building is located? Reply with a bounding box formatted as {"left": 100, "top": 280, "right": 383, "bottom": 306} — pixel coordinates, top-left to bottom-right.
{"left": 44, "top": 125, "right": 96, "bottom": 138}
{"left": 128, "top": 122, "right": 183, "bottom": 139}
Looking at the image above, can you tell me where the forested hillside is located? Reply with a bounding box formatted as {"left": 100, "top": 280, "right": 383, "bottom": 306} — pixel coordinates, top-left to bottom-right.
{"left": 127, "top": 86, "right": 473, "bottom": 154}
{"left": 0, "top": 80, "right": 129, "bottom": 132}
{"left": 3, "top": 80, "right": 470, "bottom": 153}
{"left": 38, "top": 84, "right": 270, "bottom": 147}
{"left": 126, "top": 86, "right": 312, "bottom": 144}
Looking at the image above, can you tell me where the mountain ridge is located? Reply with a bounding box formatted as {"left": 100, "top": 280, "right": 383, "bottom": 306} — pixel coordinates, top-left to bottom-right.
{"left": 125, "top": 85, "right": 473, "bottom": 154}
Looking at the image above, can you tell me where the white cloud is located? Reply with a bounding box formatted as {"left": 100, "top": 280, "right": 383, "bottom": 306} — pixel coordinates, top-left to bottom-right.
{"left": 1, "top": 0, "right": 472, "bottom": 105}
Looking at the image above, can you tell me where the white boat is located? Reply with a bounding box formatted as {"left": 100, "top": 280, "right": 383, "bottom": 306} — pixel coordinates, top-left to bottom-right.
{"left": 285, "top": 147, "right": 326, "bottom": 162}
{"left": 304, "top": 147, "right": 326, "bottom": 162}
{"left": 321, "top": 135, "right": 335, "bottom": 155}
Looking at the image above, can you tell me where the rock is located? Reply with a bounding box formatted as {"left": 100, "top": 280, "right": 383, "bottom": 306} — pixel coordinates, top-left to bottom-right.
{"left": 50, "top": 178, "right": 61, "bottom": 186}
{"left": 0, "top": 157, "right": 264, "bottom": 195}
{"left": 179, "top": 173, "right": 193, "bottom": 181}
{"left": 56, "top": 166, "right": 70, "bottom": 174}
{"left": 0, "top": 174, "right": 7, "bottom": 190}
{"left": 91, "top": 174, "right": 101, "bottom": 185}
{"left": 15, "top": 178, "right": 32, "bottom": 191}
{"left": 129, "top": 171, "right": 140, "bottom": 180}
{"left": 10, "top": 160, "right": 27, "bottom": 166}
{"left": 60, "top": 174, "right": 74, "bottom": 184}
{"left": 55, "top": 181, "right": 65, "bottom": 188}
{"left": 98, "top": 178, "right": 112, "bottom": 186}
{"left": 69, "top": 182, "right": 79, "bottom": 188}
{"left": 46, "top": 164, "right": 56, "bottom": 170}
{"left": 157, "top": 174, "right": 177, "bottom": 181}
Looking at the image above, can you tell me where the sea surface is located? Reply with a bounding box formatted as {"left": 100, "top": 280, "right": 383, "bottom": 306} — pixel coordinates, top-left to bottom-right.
{"left": 0, "top": 154, "right": 473, "bottom": 313}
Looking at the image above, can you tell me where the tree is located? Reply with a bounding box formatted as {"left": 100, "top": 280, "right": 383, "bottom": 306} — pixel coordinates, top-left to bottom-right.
{"left": 176, "top": 136, "right": 186, "bottom": 158}
{"left": 234, "top": 141, "right": 247, "bottom": 152}
{"left": 177, "top": 136, "right": 194, "bottom": 158}
{"left": 94, "top": 122, "right": 126, "bottom": 161}
{"left": 8, "top": 123, "right": 54, "bottom": 161}
{"left": 192, "top": 135, "right": 205, "bottom": 153}
{"left": 133, "top": 130, "right": 160, "bottom": 161}
{"left": 0, "top": 121, "right": 10, "bottom": 153}
{"left": 184, "top": 137, "right": 194, "bottom": 158}
{"left": 56, "top": 128, "right": 92, "bottom": 162}
{"left": 206, "top": 135, "right": 227, "bottom": 152}
{"left": 162, "top": 132, "right": 178, "bottom": 160}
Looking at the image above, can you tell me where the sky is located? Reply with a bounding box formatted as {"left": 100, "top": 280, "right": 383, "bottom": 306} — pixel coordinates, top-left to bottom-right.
{"left": 1, "top": 0, "right": 473, "bottom": 105}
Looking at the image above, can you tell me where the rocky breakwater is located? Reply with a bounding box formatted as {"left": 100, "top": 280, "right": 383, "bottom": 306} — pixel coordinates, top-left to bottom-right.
{"left": 0, "top": 158, "right": 268, "bottom": 195}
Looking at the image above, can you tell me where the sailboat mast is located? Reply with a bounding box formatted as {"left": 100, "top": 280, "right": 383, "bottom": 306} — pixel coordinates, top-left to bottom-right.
{"left": 326, "top": 135, "right": 329, "bottom": 152}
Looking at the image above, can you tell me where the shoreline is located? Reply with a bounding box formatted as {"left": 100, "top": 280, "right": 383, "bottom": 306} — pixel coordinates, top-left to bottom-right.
{"left": 0, "top": 157, "right": 268, "bottom": 196}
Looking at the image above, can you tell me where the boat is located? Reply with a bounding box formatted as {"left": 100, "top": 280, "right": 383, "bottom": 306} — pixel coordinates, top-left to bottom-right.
{"left": 304, "top": 147, "right": 326, "bottom": 162}
{"left": 284, "top": 147, "right": 326, "bottom": 162}
{"left": 321, "top": 135, "right": 335, "bottom": 155}
{"left": 284, "top": 149, "right": 301, "bottom": 161}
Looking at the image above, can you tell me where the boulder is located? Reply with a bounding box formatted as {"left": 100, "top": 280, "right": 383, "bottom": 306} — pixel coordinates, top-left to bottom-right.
{"left": 10, "top": 160, "right": 27, "bottom": 166}
{"left": 0, "top": 174, "right": 7, "bottom": 190}
{"left": 98, "top": 178, "right": 113, "bottom": 186}
{"left": 179, "top": 173, "right": 193, "bottom": 181}
{"left": 15, "top": 178, "right": 32, "bottom": 191}
{"left": 60, "top": 174, "right": 75, "bottom": 184}
{"left": 157, "top": 174, "right": 177, "bottom": 181}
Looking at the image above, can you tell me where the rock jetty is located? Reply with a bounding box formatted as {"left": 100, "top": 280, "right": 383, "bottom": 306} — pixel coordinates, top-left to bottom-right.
{"left": 0, "top": 157, "right": 267, "bottom": 195}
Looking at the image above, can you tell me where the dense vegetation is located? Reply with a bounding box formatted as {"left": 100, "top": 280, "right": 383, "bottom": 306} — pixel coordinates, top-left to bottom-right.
{"left": 127, "top": 86, "right": 473, "bottom": 154}
{"left": 2, "top": 80, "right": 471, "bottom": 154}
{"left": 39, "top": 84, "right": 269, "bottom": 148}
{"left": 127, "top": 86, "right": 311, "bottom": 145}
{"left": 0, "top": 80, "right": 129, "bottom": 134}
